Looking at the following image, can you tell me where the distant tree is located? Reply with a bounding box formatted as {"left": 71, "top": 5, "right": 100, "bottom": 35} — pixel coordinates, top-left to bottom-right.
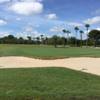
{"left": 45, "top": 37, "right": 48, "bottom": 44}
{"left": 18, "top": 37, "right": 24, "bottom": 44}
{"left": 74, "top": 26, "right": 79, "bottom": 47}
{"left": 4, "top": 35, "right": 17, "bottom": 44}
{"left": 85, "top": 24, "right": 90, "bottom": 47}
{"left": 27, "top": 36, "right": 32, "bottom": 44}
{"left": 70, "top": 37, "right": 76, "bottom": 46}
{"left": 61, "top": 37, "right": 65, "bottom": 47}
{"left": 52, "top": 35, "right": 58, "bottom": 48}
{"left": 88, "top": 30, "right": 100, "bottom": 47}
{"left": 36, "top": 37, "right": 40, "bottom": 45}
{"left": 79, "top": 30, "right": 84, "bottom": 47}
{"left": 7, "top": 35, "right": 15, "bottom": 39}
{"left": 62, "top": 29, "right": 71, "bottom": 47}
{"left": 27, "top": 36, "right": 31, "bottom": 41}
{"left": 40, "top": 35, "right": 44, "bottom": 44}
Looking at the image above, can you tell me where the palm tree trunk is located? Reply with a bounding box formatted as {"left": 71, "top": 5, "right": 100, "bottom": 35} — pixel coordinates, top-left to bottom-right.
{"left": 67, "top": 33, "right": 69, "bottom": 46}
{"left": 64, "top": 38, "right": 66, "bottom": 47}
{"left": 86, "top": 29, "right": 88, "bottom": 47}
{"left": 75, "top": 31, "right": 77, "bottom": 47}
{"left": 80, "top": 33, "right": 83, "bottom": 48}
{"left": 54, "top": 39, "right": 57, "bottom": 48}
{"left": 94, "top": 39, "right": 97, "bottom": 47}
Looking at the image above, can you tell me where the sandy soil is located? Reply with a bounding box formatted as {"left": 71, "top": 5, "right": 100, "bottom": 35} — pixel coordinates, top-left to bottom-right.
{"left": 0, "top": 56, "right": 100, "bottom": 75}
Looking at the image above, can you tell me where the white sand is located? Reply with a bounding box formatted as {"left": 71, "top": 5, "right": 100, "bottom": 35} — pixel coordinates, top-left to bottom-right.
{"left": 0, "top": 56, "right": 100, "bottom": 75}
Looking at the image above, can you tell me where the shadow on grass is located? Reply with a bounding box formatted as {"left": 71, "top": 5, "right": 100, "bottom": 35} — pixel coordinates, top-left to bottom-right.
{"left": 1, "top": 95, "right": 100, "bottom": 100}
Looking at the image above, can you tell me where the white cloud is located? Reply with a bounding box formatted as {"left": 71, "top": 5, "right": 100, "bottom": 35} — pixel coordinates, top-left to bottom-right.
{"left": 50, "top": 26, "right": 68, "bottom": 37}
{"left": 50, "top": 26, "right": 63, "bottom": 32}
{"left": 84, "top": 16, "right": 100, "bottom": 25}
{"left": 16, "top": 17, "right": 21, "bottom": 21}
{"left": 0, "top": 32, "right": 10, "bottom": 37}
{"left": 37, "top": 0, "right": 43, "bottom": 2}
{"left": 96, "top": 28, "right": 100, "bottom": 31}
{"left": 16, "top": 30, "right": 42, "bottom": 39}
{"left": 94, "top": 9, "right": 100, "bottom": 15}
{"left": 0, "top": 0, "right": 10, "bottom": 3}
{"left": 46, "top": 13, "right": 58, "bottom": 20}
{"left": 16, "top": 32, "right": 28, "bottom": 39}
{"left": 67, "top": 22, "right": 83, "bottom": 27}
{"left": 32, "top": 30, "right": 41, "bottom": 37}
{"left": 17, "top": 25, "right": 42, "bottom": 39}
{"left": 8, "top": 1, "right": 43, "bottom": 15}
{"left": 0, "top": 0, "right": 43, "bottom": 3}
{"left": 25, "top": 26, "right": 33, "bottom": 33}
{"left": 0, "top": 19, "right": 7, "bottom": 25}
{"left": 21, "top": 0, "right": 43, "bottom": 2}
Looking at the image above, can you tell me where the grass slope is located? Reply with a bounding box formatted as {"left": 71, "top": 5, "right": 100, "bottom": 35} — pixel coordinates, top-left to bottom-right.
{"left": 0, "top": 44, "right": 100, "bottom": 58}
{"left": 0, "top": 67, "right": 100, "bottom": 100}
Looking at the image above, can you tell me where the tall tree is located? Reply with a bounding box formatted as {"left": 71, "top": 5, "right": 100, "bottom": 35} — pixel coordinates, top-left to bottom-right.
{"left": 88, "top": 30, "right": 100, "bottom": 47}
{"left": 52, "top": 35, "right": 58, "bottom": 48}
{"left": 40, "top": 35, "right": 44, "bottom": 44}
{"left": 85, "top": 24, "right": 90, "bottom": 47}
{"left": 36, "top": 37, "right": 40, "bottom": 45}
{"left": 62, "top": 29, "right": 71, "bottom": 47}
{"left": 27, "top": 36, "right": 31, "bottom": 41}
{"left": 27, "top": 36, "right": 32, "bottom": 44}
{"left": 79, "top": 30, "right": 84, "bottom": 47}
{"left": 74, "top": 26, "right": 79, "bottom": 47}
{"left": 45, "top": 37, "right": 48, "bottom": 45}
{"left": 18, "top": 37, "right": 24, "bottom": 44}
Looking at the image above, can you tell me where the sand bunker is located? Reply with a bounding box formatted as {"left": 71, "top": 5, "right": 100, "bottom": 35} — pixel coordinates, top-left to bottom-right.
{"left": 0, "top": 56, "right": 100, "bottom": 75}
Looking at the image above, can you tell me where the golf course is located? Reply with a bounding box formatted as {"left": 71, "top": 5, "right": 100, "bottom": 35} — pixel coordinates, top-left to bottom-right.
{"left": 0, "top": 45, "right": 100, "bottom": 100}
{"left": 0, "top": 0, "right": 100, "bottom": 99}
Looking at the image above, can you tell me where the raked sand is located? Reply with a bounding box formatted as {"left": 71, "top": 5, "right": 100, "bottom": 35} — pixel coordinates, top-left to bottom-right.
{"left": 0, "top": 56, "right": 100, "bottom": 75}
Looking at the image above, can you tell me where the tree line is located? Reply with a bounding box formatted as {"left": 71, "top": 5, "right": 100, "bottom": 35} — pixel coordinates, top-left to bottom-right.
{"left": 0, "top": 24, "right": 100, "bottom": 47}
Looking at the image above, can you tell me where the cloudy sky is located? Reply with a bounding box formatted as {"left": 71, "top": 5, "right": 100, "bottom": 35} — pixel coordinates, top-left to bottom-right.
{"left": 0, "top": 0, "right": 100, "bottom": 38}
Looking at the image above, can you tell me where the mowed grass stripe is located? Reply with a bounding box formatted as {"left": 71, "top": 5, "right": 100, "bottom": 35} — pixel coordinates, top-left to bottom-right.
{"left": 0, "top": 44, "right": 100, "bottom": 58}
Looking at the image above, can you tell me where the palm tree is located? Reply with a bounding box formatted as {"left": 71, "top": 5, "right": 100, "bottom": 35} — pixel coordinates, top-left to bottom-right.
{"left": 62, "top": 29, "right": 71, "bottom": 46}
{"left": 53, "top": 35, "right": 58, "bottom": 48}
{"left": 74, "top": 26, "right": 79, "bottom": 47}
{"left": 40, "top": 35, "right": 44, "bottom": 44}
{"left": 27, "top": 36, "right": 31, "bottom": 41}
{"left": 85, "top": 24, "right": 90, "bottom": 47}
{"left": 45, "top": 37, "right": 48, "bottom": 45}
{"left": 79, "top": 30, "right": 84, "bottom": 47}
{"left": 36, "top": 37, "right": 40, "bottom": 45}
{"left": 27, "top": 36, "right": 32, "bottom": 44}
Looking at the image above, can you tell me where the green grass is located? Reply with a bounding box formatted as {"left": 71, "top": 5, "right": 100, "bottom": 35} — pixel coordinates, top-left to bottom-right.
{"left": 0, "top": 67, "right": 100, "bottom": 100}
{"left": 0, "top": 44, "right": 100, "bottom": 58}
{"left": 0, "top": 44, "right": 100, "bottom": 99}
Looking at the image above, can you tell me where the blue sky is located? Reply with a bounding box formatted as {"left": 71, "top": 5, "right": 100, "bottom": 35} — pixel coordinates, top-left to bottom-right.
{"left": 0, "top": 0, "right": 100, "bottom": 38}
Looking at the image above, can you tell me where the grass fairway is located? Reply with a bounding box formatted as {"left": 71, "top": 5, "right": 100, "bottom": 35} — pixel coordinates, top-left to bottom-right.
{"left": 0, "top": 67, "right": 100, "bottom": 100}
{"left": 0, "top": 44, "right": 100, "bottom": 58}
